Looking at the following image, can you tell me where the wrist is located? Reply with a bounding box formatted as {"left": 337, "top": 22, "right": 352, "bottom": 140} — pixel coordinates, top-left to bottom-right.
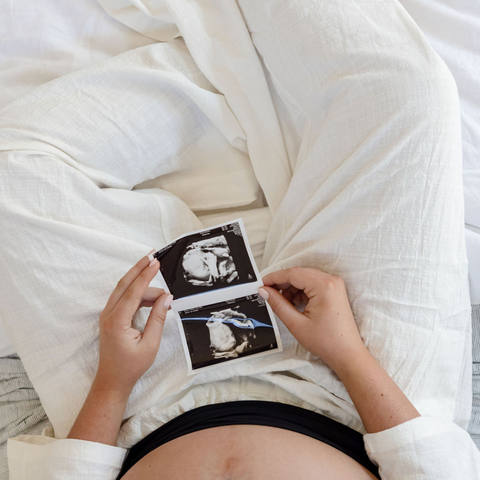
{"left": 68, "top": 374, "right": 132, "bottom": 444}
{"left": 327, "top": 345, "right": 420, "bottom": 433}
{"left": 91, "top": 374, "right": 133, "bottom": 404}
{"left": 327, "top": 344, "right": 373, "bottom": 378}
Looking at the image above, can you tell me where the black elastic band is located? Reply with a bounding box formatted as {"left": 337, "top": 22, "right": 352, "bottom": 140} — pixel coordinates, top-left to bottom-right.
{"left": 117, "top": 400, "right": 379, "bottom": 479}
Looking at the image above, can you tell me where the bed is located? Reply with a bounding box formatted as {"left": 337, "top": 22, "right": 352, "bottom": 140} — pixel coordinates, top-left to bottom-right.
{"left": 0, "top": 0, "right": 479, "bottom": 478}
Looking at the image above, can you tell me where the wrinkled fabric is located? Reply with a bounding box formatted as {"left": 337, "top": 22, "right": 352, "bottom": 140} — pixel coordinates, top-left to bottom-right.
{"left": 0, "top": 0, "right": 475, "bottom": 477}
{"left": 364, "top": 416, "right": 480, "bottom": 479}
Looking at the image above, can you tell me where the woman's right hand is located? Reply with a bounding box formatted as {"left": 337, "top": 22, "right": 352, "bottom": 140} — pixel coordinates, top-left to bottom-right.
{"left": 260, "top": 266, "right": 421, "bottom": 434}
{"left": 259, "top": 266, "right": 367, "bottom": 373}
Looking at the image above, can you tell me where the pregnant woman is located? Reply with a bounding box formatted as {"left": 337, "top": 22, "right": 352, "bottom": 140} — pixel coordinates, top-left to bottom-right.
{"left": 2, "top": 0, "right": 479, "bottom": 478}
{"left": 67, "top": 259, "right": 417, "bottom": 479}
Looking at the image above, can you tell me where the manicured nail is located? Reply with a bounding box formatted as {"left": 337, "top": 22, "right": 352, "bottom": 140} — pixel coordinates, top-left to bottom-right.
{"left": 149, "top": 257, "right": 157, "bottom": 267}
{"left": 163, "top": 294, "right": 174, "bottom": 308}
{"left": 258, "top": 287, "right": 269, "bottom": 300}
{"left": 148, "top": 248, "right": 157, "bottom": 265}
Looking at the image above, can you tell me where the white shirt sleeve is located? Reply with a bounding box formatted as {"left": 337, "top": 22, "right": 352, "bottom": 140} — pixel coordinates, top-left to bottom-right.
{"left": 7, "top": 427, "right": 127, "bottom": 480}
{"left": 364, "top": 416, "right": 480, "bottom": 479}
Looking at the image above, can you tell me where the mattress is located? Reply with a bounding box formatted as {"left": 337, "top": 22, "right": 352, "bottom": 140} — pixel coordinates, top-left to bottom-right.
{"left": 0, "top": 0, "right": 478, "bottom": 357}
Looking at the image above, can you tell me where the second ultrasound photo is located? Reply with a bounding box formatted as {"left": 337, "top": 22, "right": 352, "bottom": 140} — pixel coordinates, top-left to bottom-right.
{"left": 178, "top": 294, "right": 281, "bottom": 372}
{"left": 153, "top": 221, "right": 258, "bottom": 300}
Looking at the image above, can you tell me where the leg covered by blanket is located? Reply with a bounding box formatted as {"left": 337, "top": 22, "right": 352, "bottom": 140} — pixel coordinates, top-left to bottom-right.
{"left": 0, "top": 0, "right": 471, "bottom": 447}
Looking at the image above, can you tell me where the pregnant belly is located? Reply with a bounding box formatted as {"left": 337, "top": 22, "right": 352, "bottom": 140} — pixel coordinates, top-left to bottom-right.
{"left": 122, "top": 424, "right": 378, "bottom": 480}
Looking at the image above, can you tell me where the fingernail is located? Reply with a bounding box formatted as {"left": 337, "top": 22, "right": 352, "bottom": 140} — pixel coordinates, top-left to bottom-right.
{"left": 258, "top": 287, "right": 269, "bottom": 300}
{"left": 149, "top": 257, "right": 157, "bottom": 267}
{"left": 163, "top": 294, "right": 173, "bottom": 308}
{"left": 148, "top": 247, "right": 157, "bottom": 264}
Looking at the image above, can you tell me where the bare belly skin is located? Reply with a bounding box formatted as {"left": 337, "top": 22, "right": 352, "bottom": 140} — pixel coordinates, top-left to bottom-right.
{"left": 122, "top": 424, "right": 378, "bottom": 480}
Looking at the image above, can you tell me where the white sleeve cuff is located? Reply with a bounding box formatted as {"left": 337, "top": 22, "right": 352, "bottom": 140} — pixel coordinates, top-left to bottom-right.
{"left": 8, "top": 433, "right": 127, "bottom": 480}
{"left": 364, "top": 416, "right": 452, "bottom": 456}
{"left": 363, "top": 416, "right": 480, "bottom": 479}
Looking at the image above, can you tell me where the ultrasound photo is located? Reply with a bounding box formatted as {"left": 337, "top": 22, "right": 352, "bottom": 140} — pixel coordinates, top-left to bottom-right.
{"left": 153, "top": 222, "right": 258, "bottom": 300}
{"left": 178, "top": 294, "right": 280, "bottom": 371}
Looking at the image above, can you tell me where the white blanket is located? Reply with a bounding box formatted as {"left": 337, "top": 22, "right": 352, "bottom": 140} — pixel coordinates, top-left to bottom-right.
{"left": 0, "top": 0, "right": 473, "bottom": 469}
{"left": 1, "top": 0, "right": 479, "bottom": 359}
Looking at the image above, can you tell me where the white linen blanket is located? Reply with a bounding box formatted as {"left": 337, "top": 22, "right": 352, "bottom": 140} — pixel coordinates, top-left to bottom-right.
{"left": 0, "top": 0, "right": 472, "bottom": 463}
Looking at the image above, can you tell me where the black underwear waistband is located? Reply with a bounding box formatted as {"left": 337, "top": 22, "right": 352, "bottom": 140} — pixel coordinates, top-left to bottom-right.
{"left": 117, "top": 400, "right": 379, "bottom": 479}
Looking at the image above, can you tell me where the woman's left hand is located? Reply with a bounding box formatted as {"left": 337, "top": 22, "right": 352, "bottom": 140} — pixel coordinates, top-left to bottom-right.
{"left": 96, "top": 253, "right": 173, "bottom": 396}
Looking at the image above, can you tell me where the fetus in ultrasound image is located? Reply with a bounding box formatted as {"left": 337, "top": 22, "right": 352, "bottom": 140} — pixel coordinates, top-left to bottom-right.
{"left": 182, "top": 235, "right": 238, "bottom": 287}
{"left": 206, "top": 308, "right": 253, "bottom": 359}
{"left": 153, "top": 222, "right": 257, "bottom": 299}
{"left": 179, "top": 295, "right": 279, "bottom": 371}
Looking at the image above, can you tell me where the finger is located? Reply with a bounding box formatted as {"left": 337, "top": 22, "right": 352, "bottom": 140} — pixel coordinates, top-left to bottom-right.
{"left": 262, "top": 267, "right": 301, "bottom": 288}
{"left": 282, "top": 288, "right": 295, "bottom": 304}
{"left": 258, "top": 286, "right": 305, "bottom": 331}
{"left": 103, "top": 249, "right": 157, "bottom": 316}
{"left": 262, "top": 267, "right": 323, "bottom": 298}
{"left": 292, "top": 291, "right": 304, "bottom": 306}
{"left": 138, "top": 288, "right": 168, "bottom": 309}
{"left": 142, "top": 293, "right": 174, "bottom": 347}
{"left": 143, "top": 287, "right": 166, "bottom": 303}
{"left": 134, "top": 288, "right": 167, "bottom": 313}
{"left": 138, "top": 300, "right": 156, "bottom": 310}
{"left": 268, "top": 281, "right": 293, "bottom": 290}
{"left": 111, "top": 259, "right": 160, "bottom": 327}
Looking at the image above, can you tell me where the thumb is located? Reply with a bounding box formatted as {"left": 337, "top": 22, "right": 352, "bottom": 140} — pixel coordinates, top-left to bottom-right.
{"left": 259, "top": 287, "right": 305, "bottom": 330}
{"left": 142, "top": 293, "right": 173, "bottom": 346}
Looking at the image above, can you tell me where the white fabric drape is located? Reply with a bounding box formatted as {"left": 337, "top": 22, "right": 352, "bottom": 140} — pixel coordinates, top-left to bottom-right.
{"left": 0, "top": 0, "right": 476, "bottom": 477}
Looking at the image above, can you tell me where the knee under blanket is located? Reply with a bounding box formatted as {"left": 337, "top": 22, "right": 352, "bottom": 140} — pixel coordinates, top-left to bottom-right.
{"left": 0, "top": 0, "right": 472, "bottom": 448}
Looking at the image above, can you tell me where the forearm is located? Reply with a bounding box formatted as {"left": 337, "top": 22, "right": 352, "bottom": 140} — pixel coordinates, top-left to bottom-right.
{"left": 333, "top": 348, "right": 420, "bottom": 434}
{"left": 67, "top": 376, "right": 131, "bottom": 446}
